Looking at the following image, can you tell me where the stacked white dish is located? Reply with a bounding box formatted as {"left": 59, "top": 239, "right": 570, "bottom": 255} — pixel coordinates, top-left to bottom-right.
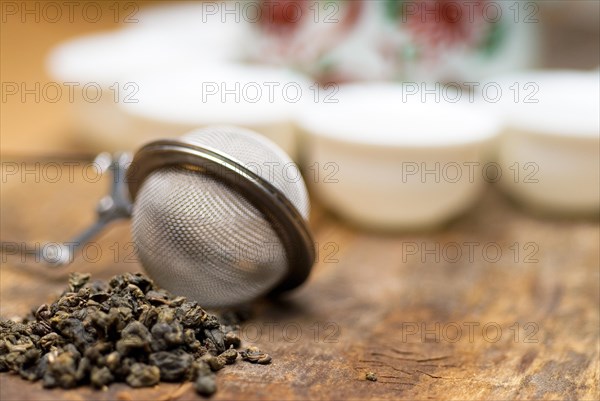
{"left": 46, "top": 2, "right": 250, "bottom": 151}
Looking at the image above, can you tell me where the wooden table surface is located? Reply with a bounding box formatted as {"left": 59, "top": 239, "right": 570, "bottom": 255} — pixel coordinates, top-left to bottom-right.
{"left": 1, "top": 162, "right": 599, "bottom": 400}
{"left": 1, "top": 2, "right": 599, "bottom": 400}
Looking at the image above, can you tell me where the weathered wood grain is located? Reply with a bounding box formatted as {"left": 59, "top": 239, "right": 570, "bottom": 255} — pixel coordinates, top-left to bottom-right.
{"left": 1, "top": 162, "right": 598, "bottom": 400}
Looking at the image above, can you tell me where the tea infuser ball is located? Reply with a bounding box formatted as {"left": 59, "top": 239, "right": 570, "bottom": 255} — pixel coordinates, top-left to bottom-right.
{"left": 126, "top": 126, "right": 315, "bottom": 308}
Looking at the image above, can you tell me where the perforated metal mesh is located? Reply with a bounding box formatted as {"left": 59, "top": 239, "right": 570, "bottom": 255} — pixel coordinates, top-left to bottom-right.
{"left": 182, "top": 126, "right": 309, "bottom": 218}
{"left": 131, "top": 126, "right": 310, "bottom": 308}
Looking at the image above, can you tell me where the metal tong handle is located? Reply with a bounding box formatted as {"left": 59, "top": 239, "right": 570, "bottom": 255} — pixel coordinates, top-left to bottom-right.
{"left": 40, "top": 152, "right": 133, "bottom": 266}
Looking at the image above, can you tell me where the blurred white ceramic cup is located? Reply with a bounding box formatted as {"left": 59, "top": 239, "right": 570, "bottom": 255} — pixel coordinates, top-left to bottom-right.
{"left": 118, "top": 64, "right": 312, "bottom": 160}
{"left": 297, "top": 83, "right": 501, "bottom": 230}
{"left": 46, "top": 9, "right": 249, "bottom": 151}
{"left": 489, "top": 70, "right": 600, "bottom": 215}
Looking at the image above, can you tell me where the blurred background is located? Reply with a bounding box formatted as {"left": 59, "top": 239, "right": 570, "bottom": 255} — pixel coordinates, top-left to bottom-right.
{"left": 1, "top": 0, "right": 599, "bottom": 227}
{"left": 0, "top": 1, "right": 597, "bottom": 148}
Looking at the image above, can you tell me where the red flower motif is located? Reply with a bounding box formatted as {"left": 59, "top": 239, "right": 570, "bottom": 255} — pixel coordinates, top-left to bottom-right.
{"left": 258, "top": 0, "right": 364, "bottom": 35}
{"left": 404, "top": 0, "right": 488, "bottom": 49}
{"left": 259, "top": 0, "right": 308, "bottom": 35}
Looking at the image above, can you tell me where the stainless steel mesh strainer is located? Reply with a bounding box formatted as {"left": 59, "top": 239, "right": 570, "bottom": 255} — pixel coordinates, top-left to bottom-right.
{"left": 35, "top": 126, "right": 315, "bottom": 308}
{"left": 127, "top": 127, "right": 314, "bottom": 307}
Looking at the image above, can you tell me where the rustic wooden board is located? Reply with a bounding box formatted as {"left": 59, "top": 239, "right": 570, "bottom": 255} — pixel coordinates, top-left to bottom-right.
{"left": 1, "top": 162, "right": 598, "bottom": 400}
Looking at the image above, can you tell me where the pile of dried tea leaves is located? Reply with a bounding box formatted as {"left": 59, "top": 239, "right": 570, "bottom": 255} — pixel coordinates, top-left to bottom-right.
{"left": 0, "top": 272, "right": 271, "bottom": 397}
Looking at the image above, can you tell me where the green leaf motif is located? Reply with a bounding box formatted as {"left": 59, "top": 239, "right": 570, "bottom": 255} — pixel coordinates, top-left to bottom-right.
{"left": 480, "top": 20, "right": 506, "bottom": 57}
{"left": 384, "top": 0, "right": 405, "bottom": 21}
